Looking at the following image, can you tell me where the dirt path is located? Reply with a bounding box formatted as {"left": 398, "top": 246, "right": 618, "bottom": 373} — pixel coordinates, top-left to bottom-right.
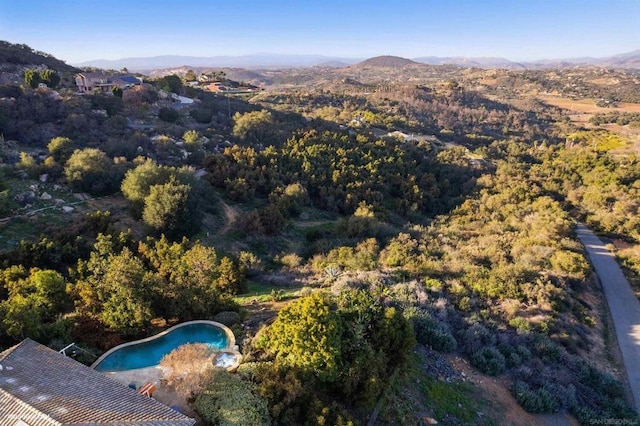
{"left": 451, "top": 358, "right": 577, "bottom": 426}
{"left": 576, "top": 223, "right": 640, "bottom": 411}
{"left": 217, "top": 200, "right": 238, "bottom": 235}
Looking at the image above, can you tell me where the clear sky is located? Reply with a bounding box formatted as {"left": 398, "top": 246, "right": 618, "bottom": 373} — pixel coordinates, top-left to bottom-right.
{"left": 1, "top": 0, "right": 639, "bottom": 64}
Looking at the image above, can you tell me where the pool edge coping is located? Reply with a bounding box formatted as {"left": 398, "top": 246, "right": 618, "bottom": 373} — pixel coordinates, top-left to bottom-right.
{"left": 91, "top": 320, "right": 236, "bottom": 371}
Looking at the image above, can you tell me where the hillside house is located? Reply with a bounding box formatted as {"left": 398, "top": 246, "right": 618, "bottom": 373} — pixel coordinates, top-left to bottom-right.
{"left": 204, "top": 81, "right": 227, "bottom": 92}
{"left": 75, "top": 72, "right": 141, "bottom": 93}
{"left": 0, "top": 338, "right": 195, "bottom": 425}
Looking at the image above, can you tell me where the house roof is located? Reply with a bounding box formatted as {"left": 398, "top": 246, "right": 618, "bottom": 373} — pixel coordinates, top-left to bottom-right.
{"left": 112, "top": 75, "right": 140, "bottom": 84}
{"left": 76, "top": 72, "right": 111, "bottom": 79}
{"left": 0, "top": 339, "right": 195, "bottom": 426}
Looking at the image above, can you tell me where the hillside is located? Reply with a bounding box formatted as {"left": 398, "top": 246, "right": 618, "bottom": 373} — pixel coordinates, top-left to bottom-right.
{"left": 0, "top": 41, "right": 78, "bottom": 73}
{"left": 415, "top": 55, "right": 527, "bottom": 70}
{"left": 1, "top": 42, "right": 640, "bottom": 425}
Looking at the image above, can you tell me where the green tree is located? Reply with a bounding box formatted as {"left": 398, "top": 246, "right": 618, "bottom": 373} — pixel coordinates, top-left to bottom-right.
{"left": 185, "top": 69, "right": 197, "bottom": 82}
{"left": 0, "top": 293, "right": 42, "bottom": 339}
{"left": 182, "top": 129, "right": 201, "bottom": 146}
{"left": 40, "top": 69, "right": 60, "bottom": 88}
{"left": 17, "top": 151, "right": 39, "bottom": 178}
{"left": 30, "top": 269, "right": 67, "bottom": 320}
{"left": 112, "top": 86, "right": 123, "bottom": 98}
{"left": 64, "top": 148, "right": 118, "bottom": 194}
{"left": 157, "top": 74, "right": 183, "bottom": 94}
{"left": 47, "top": 136, "right": 75, "bottom": 164}
{"left": 74, "top": 242, "right": 154, "bottom": 334}
{"left": 23, "top": 69, "right": 41, "bottom": 88}
{"left": 259, "top": 293, "right": 343, "bottom": 381}
{"left": 142, "top": 177, "right": 198, "bottom": 238}
{"left": 121, "top": 158, "right": 174, "bottom": 217}
{"left": 232, "top": 110, "right": 275, "bottom": 143}
{"left": 99, "top": 248, "right": 153, "bottom": 334}
{"left": 0, "top": 268, "right": 66, "bottom": 339}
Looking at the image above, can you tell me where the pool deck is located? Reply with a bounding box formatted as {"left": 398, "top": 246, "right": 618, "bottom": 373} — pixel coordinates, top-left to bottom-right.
{"left": 105, "top": 366, "right": 163, "bottom": 389}
{"left": 106, "top": 366, "right": 200, "bottom": 422}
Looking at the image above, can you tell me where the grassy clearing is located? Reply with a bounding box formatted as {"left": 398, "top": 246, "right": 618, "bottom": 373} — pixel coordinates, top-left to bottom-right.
{"left": 234, "top": 279, "right": 304, "bottom": 305}
{"left": 0, "top": 217, "right": 40, "bottom": 251}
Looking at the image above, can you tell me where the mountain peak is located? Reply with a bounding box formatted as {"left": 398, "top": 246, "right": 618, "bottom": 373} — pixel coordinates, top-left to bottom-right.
{"left": 355, "top": 55, "right": 418, "bottom": 68}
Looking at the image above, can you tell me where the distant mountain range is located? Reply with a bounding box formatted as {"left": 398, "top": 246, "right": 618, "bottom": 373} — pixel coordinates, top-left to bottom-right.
{"left": 73, "top": 54, "right": 362, "bottom": 71}
{"left": 414, "top": 50, "right": 640, "bottom": 70}
{"left": 73, "top": 50, "right": 640, "bottom": 71}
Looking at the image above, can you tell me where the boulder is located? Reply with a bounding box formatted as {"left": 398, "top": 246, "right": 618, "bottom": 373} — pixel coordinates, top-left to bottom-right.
{"left": 39, "top": 174, "right": 48, "bottom": 182}
{"left": 14, "top": 191, "right": 36, "bottom": 206}
{"left": 213, "top": 311, "right": 241, "bottom": 326}
{"left": 40, "top": 192, "right": 52, "bottom": 200}
{"left": 62, "top": 206, "right": 75, "bottom": 213}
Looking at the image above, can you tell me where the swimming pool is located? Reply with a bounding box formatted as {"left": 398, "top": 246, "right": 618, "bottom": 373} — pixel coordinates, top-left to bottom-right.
{"left": 92, "top": 320, "right": 235, "bottom": 372}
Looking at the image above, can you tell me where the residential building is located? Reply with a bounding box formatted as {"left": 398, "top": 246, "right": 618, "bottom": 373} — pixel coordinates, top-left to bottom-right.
{"left": 0, "top": 338, "right": 195, "bottom": 426}
{"left": 75, "top": 73, "right": 141, "bottom": 93}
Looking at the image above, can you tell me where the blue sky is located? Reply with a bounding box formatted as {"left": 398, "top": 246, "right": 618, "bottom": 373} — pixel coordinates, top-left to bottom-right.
{"left": 1, "top": 0, "right": 639, "bottom": 63}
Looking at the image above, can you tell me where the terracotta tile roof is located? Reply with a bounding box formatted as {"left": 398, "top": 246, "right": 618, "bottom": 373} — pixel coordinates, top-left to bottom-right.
{"left": 0, "top": 339, "right": 195, "bottom": 426}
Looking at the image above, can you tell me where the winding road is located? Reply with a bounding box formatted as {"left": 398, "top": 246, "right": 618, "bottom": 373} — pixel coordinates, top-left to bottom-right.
{"left": 576, "top": 224, "right": 640, "bottom": 411}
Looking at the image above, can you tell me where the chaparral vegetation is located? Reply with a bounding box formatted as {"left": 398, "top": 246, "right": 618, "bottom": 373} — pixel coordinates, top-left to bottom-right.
{"left": 1, "top": 41, "right": 640, "bottom": 425}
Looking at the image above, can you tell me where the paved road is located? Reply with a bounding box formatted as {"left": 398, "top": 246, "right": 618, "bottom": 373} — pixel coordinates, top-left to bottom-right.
{"left": 576, "top": 224, "right": 640, "bottom": 411}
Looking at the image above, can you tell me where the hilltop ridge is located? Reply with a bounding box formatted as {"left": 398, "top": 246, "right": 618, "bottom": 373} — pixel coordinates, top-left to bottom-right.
{"left": 352, "top": 55, "right": 420, "bottom": 68}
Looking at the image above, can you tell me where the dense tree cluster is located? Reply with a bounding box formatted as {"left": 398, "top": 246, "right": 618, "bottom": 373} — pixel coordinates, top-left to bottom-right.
{"left": 590, "top": 111, "right": 640, "bottom": 127}
{"left": 205, "top": 130, "right": 471, "bottom": 217}
{"left": 531, "top": 144, "right": 640, "bottom": 241}
{"left": 0, "top": 232, "right": 243, "bottom": 342}
{"left": 254, "top": 84, "right": 552, "bottom": 143}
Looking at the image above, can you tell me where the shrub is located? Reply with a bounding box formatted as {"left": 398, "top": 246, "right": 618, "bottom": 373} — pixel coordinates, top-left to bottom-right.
{"left": 190, "top": 108, "right": 213, "bottom": 124}
{"left": 461, "top": 323, "right": 496, "bottom": 353}
{"left": 239, "top": 251, "right": 263, "bottom": 276}
{"left": 499, "top": 343, "right": 532, "bottom": 368}
{"left": 160, "top": 343, "right": 215, "bottom": 398}
{"left": 404, "top": 307, "right": 457, "bottom": 352}
{"left": 470, "top": 346, "right": 506, "bottom": 376}
{"left": 515, "top": 344, "right": 532, "bottom": 360}
{"left": 508, "top": 317, "right": 531, "bottom": 332}
{"left": 158, "top": 107, "right": 179, "bottom": 122}
{"left": 510, "top": 381, "right": 559, "bottom": 414}
{"left": 194, "top": 369, "right": 270, "bottom": 426}
{"left": 279, "top": 253, "right": 303, "bottom": 269}
{"left": 533, "top": 337, "right": 564, "bottom": 363}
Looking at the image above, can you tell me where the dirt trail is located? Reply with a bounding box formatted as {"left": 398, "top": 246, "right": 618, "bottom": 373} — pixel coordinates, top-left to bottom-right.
{"left": 217, "top": 200, "right": 239, "bottom": 235}
{"left": 451, "top": 358, "right": 578, "bottom": 426}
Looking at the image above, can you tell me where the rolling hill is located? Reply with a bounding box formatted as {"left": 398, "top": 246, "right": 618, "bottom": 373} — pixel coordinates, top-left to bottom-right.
{"left": 353, "top": 55, "right": 420, "bottom": 68}
{"left": 0, "top": 41, "right": 78, "bottom": 73}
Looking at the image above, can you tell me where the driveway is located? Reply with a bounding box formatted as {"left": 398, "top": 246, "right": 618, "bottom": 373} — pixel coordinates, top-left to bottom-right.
{"left": 576, "top": 224, "right": 640, "bottom": 411}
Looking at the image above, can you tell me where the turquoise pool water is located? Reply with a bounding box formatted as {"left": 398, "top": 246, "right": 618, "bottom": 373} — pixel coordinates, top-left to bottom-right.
{"left": 93, "top": 322, "right": 229, "bottom": 372}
